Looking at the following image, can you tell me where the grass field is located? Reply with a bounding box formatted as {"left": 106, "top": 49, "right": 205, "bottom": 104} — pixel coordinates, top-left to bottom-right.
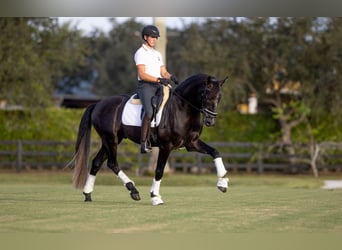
{"left": 1, "top": 171, "right": 342, "bottom": 250}
{"left": 0, "top": 171, "right": 341, "bottom": 234}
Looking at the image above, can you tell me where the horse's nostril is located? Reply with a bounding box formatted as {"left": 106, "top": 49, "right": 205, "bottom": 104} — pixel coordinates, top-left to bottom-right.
{"left": 205, "top": 120, "right": 214, "bottom": 127}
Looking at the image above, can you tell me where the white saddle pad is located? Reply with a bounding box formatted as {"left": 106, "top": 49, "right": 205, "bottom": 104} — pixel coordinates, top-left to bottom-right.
{"left": 122, "top": 86, "right": 170, "bottom": 127}
{"left": 122, "top": 96, "right": 161, "bottom": 127}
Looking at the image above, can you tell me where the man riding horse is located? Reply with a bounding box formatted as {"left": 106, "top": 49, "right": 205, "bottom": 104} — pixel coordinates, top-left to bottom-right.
{"left": 134, "top": 25, "right": 178, "bottom": 153}
{"left": 71, "top": 25, "right": 229, "bottom": 206}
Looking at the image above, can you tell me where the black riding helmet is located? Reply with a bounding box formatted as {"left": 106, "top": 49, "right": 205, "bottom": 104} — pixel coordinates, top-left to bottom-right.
{"left": 141, "top": 25, "right": 160, "bottom": 40}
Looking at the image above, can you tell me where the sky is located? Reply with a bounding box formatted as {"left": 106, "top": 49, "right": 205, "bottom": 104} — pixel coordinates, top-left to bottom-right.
{"left": 58, "top": 17, "right": 204, "bottom": 35}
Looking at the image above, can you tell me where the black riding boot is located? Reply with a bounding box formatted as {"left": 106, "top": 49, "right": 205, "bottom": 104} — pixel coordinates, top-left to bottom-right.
{"left": 140, "top": 115, "right": 152, "bottom": 154}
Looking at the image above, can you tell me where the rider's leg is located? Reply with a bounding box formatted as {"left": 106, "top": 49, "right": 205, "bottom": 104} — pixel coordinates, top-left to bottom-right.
{"left": 137, "top": 82, "right": 156, "bottom": 154}
{"left": 140, "top": 114, "right": 152, "bottom": 153}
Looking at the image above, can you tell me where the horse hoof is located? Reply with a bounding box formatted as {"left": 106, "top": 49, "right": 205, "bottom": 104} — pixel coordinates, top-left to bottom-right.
{"left": 126, "top": 182, "right": 141, "bottom": 201}
{"left": 130, "top": 192, "right": 141, "bottom": 201}
{"left": 83, "top": 192, "right": 92, "bottom": 202}
{"left": 151, "top": 195, "right": 164, "bottom": 206}
{"left": 217, "top": 177, "right": 229, "bottom": 193}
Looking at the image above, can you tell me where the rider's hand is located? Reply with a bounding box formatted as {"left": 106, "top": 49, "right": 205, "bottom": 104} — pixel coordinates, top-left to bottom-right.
{"left": 158, "top": 78, "right": 172, "bottom": 86}
{"left": 170, "top": 75, "right": 179, "bottom": 85}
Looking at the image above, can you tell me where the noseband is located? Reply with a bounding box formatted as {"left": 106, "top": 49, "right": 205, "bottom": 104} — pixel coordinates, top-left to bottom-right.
{"left": 201, "top": 108, "right": 217, "bottom": 118}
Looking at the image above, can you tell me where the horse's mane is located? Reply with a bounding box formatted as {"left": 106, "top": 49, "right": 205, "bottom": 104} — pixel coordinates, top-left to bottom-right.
{"left": 175, "top": 73, "right": 209, "bottom": 92}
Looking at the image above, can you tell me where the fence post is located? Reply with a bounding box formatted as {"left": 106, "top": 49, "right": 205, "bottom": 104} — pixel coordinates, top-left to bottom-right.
{"left": 257, "top": 143, "right": 264, "bottom": 174}
{"left": 197, "top": 153, "right": 202, "bottom": 174}
{"left": 16, "top": 140, "right": 22, "bottom": 172}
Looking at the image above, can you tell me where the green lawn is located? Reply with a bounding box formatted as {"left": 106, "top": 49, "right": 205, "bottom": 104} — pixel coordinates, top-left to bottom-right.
{"left": 0, "top": 172, "right": 341, "bottom": 234}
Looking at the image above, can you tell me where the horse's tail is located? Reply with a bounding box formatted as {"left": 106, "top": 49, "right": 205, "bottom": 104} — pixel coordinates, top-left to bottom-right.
{"left": 72, "top": 104, "right": 96, "bottom": 189}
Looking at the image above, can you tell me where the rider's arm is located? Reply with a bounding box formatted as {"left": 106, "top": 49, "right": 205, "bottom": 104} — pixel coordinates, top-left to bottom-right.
{"left": 160, "top": 65, "right": 172, "bottom": 79}
{"left": 136, "top": 64, "right": 159, "bottom": 83}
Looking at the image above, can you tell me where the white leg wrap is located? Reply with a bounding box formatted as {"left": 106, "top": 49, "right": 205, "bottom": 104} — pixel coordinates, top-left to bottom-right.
{"left": 150, "top": 179, "right": 163, "bottom": 205}
{"left": 150, "top": 179, "right": 161, "bottom": 196}
{"left": 83, "top": 174, "right": 96, "bottom": 194}
{"left": 117, "top": 170, "right": 132, "bottom": 185}
{"left": 214, "top": 157, "right": 227, "bottom": 177}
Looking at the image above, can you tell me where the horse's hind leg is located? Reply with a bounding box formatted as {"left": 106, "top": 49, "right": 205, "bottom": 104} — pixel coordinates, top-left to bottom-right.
{"left": 119, "top": 172, "right": 141, "bottom": 201}
{"left": 83, "top": 146, "right": 107, "bottom": 202}
{"left": 106, "top": 139, "right": 141, "bottom": 201}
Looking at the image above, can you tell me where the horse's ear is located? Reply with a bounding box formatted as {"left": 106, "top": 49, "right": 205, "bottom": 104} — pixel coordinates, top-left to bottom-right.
{"left": 220, "top": 76, "right": 229, "bottom": 86}
{"left": 220, "top": 76, "right": 229, "bottom": 85}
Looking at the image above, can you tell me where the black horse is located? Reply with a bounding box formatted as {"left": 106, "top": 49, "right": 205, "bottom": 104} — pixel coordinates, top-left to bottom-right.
{"left": 72, "top": 73, "right": 229, "bottom": 205}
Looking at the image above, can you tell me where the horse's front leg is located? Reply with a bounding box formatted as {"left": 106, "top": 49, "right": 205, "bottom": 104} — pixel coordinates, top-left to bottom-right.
{"left": 214, "top": 157, "right": 229, "bottom": 193}
{"left": 188, "top": 140, "right": 229, "bottom": 192}
{"left": 150, "top": 148, "right": 171, "bottom": 205}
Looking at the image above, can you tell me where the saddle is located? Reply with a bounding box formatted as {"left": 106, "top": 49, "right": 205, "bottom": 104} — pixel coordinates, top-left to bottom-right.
{"left": 122, "top": 85, "right": 170, "bottom": 127}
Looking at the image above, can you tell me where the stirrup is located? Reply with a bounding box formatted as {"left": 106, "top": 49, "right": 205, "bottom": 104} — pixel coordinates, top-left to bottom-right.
{"left": 140, "top": 141, "right": 152, "bottom": 153}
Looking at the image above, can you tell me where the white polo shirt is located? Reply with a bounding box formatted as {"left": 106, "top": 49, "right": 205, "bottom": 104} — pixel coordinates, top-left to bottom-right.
{"left": 134, "top": 44, "right": 164, "bottom": 80}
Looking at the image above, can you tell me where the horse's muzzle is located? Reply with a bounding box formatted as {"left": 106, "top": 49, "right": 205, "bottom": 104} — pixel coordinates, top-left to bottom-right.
{"left": 204, "top": 117, "right": 216, "bottom": 127}
{"left": 202, "top": 108, "right": 217, "bottom": 127}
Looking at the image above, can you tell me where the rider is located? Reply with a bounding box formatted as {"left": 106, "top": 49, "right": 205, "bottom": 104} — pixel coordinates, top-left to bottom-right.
{"left": 134, "top": 25, "right": 178, "bottom": 153}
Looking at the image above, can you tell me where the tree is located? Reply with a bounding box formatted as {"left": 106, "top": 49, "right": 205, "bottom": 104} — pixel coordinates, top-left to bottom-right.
{"left": 91, "top": 18, "right": 142, "bottom": 96}
{"left": 230, "top": 18, "right": 319, "bottom": 173}
{"left": 0, "top": 17, "right": 89, "bottom": 107}
{"left": 302, "top": 17, "right": 342, "bottom": 123}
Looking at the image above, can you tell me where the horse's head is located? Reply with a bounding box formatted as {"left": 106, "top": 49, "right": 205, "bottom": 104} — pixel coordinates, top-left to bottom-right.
{"left": 201, "top": 75, "right": 228, "bottom": 127}
{"left": 175, "top": 74, "right": 228, "bottom": 127}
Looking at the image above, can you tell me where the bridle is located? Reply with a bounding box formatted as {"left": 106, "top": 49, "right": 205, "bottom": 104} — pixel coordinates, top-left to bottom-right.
{"left": 172, "top": 80, "right": 219, "bottom": 119}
